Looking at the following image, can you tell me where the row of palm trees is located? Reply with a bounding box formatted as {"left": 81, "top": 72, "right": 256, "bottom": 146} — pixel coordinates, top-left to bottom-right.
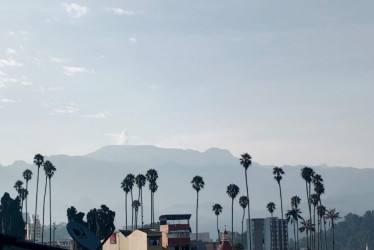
{"left": 120, "top": 169, "right": 159, "bottom": 230}
{"left": 266, "top": 166, "right": 341, "bottom": 250}
{"left": 13, "top": 154, "right": 56, "bottom": 245}
{"left": 190, "top": 154, "right": 340, "bottom": 250}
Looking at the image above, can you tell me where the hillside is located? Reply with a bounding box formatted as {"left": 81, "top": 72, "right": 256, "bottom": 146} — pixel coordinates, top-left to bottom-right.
{"left": 0, "top": 145, "right": 373, "bottom": 239}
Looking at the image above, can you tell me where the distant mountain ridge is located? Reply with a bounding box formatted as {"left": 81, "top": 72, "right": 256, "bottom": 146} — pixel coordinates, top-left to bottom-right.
{"left": 0, "top": 145, "right": 373, "bottom": 239}
{"left": 85, "top": 145, "right": 237, "bottom": 166}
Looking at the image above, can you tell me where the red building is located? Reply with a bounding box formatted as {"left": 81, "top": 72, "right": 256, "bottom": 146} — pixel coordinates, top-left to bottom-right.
{"left": 159, "top": 214, "right": 191, "bottom": 250}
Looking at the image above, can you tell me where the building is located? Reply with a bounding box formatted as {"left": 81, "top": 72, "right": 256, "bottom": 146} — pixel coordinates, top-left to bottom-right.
{"left": 247, "top": 217, "right": 288, "bottom": 250}
{"left": 159, "top": 214, "right": 192, "bottom": 250}
{"left": 102, "top": 228, "right": 162, "bottom": 250}
{"left": 29, "top": 214, "right": 42, "bottom": 243}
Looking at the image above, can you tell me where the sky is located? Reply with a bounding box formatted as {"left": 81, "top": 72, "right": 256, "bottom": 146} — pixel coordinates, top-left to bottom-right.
{"left": 0, "top": 0, "right": 373, "bottom": 168}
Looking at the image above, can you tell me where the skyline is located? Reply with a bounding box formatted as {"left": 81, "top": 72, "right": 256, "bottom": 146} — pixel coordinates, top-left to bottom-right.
{"left": 0, "top": 1, "right": 373, "bottom": 168}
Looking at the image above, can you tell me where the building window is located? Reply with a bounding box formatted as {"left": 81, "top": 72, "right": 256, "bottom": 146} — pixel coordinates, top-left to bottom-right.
{"left": 149, "top": 236, "right": 160, "bottom": 246}
{"left": 110, "top": 234, "right": 116, "bottom": 244}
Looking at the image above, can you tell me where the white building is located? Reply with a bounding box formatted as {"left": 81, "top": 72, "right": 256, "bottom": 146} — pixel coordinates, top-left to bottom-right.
{"left": 247, "top": 217, "right": 288, "bottom": 250}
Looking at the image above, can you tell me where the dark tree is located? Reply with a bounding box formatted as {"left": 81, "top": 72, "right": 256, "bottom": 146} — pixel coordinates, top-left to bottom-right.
{"left": 86, "top": 205, "right": 115, "bottom": 240}
{"left": 146, "top": 169, "right": 158, "bottom": 228}
{"left": 0, "top": 192, "right": 26, "bottom": 238}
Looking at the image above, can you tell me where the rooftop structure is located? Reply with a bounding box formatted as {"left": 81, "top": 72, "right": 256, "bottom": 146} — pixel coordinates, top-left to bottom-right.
{"left": 159, "top": 214, "right": 191, "bottom": 250}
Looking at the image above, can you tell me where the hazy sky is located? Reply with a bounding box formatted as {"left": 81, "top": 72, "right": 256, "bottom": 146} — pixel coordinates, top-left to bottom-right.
{"left": 0, "top": 0, "right": 373, "bottom": 168}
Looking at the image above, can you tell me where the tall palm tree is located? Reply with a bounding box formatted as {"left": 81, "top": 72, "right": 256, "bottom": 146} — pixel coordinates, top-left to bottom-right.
{"left": 239, "top": 153, "right": 252, "bottom": 250}
{"left": 212, "top": 203, "right": 223, "bottom": 242}
{"left": 191, "top": 175, "right": 205, "bottom": 243}
{"left": 290, "top": 196, "right": 301, "bottom": 249}
{"left": 310, "top": 193, "right": 319, "bottom": 249}
{"left": 23, "top": 169, "right": 33, "bottom": 234}
{"left": 149, "top": 181, "right": 158, "bottom": 229}
{"left": 301, "top": 167, "right": 314, "bottom": 226}
{"left": 33, "top": 153, "right": 44, "bottom": 242}
{"left": 41, "top": 160, "right": 55, "bottom": 244}
{"left": 135, "top": 174, "right": 146, "bottom": 228}
{"left": 18, "top": 188, "right": 27, "bottom": 214}
{"left": 146, "top": 169, "right": 158, "bottom": 228}
{"left": 239, "top": 196, "right": 249, "bottom": 246}
{"left": 132, "top": 200, "right": 141, "bottom": 229}
{"left": 325, "top": 208, "right": 340, "bottom": 250}
{"left": 299, "top": 219, "right": 315, "bottom": 250}
{"left": 47, "top": 162, "right": 56, "bottom": 245}
{"left": 273, "top": 166, "right": 285, "bottom": 250}
{"left": 121, "top": 178, "right": 131, "bottom": 230}
{"left": 226, "top": 183, "right": 239, "bottom": 245}
{"left": 317, "top": 205, "right": 327, "bottom": 250}
{"left": 266, "top": 202, "right": 276, "bottom": 218}
{"left": 285, "top": 208, "right": 303, "bottom": 250}
{"left": 124, "top": 174, "right": 135, "bottom": 230}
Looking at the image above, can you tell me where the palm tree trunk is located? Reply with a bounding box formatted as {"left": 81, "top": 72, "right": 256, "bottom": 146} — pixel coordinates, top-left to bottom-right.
{"left": 41, "top": 176, "right": 48, "bottom": 243}
{"left": 245, "top": 170, "right": 252, "bottom": 250}
{"left": 26, "top": 181, "right": 29, "bottom": 240}
{"left": 296, "top": 220, "right": 299, "bottom": 250}
{"left": 150, "top": 192, "right": 153, "bottom": 228}
{"left": 141, "top": 188, "right": 143, "bottom": 228}
{"left": 131, "top": 189, "right": 133, "bottom": 230}
{"left": 125, "top": 192, "right": 128, "bottom": 230}
{"left": 293, "top": 223, "right": 296, "bottom": 250}
{"left": 332, "top": 222, "right": 335, "bottom": 250}
{"left": 196, "top": 191, "right": 199, "bottom": 243}
{"left": 313, "top": 205, "right": 316, "bottom": 250}
{"left": 278, "top": 183, "right": 284, "bottom": 250}
{"left": 49, "top": 178, "right": 52, "bottom": 245}
{"left": 34, "top": 167, "right": 40, "bottom": 243}
{"left": 231, "top": 197, "right": 234, "bottom": 245}
{"left": 217, "top": 215, "right": 220, "bottom": 242}
{"left": 242, "top": 208, "right": 245, "bottom": 246}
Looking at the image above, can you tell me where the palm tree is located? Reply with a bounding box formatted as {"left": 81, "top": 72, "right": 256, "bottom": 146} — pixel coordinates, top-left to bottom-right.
{"left": 135, "top": 174, "right": 146, "bottom": 228}
{"left": 41, "top": 160, "right": 55, "bottom": 244}
{"left": 47, "top": 162, "right": 56, "bottom": 245}
{"left": 124, "top": 174, "right": 135, "bottom": 230}
{"left": 23, "top": 169, "right": 32, "bottom": 233}
{"left": 226, "top": 183, "right": 239, "bottom": 245}
{"left": 191, "top": 175, "right": 205, "bottom": 243}
{"left": 239, "top": 196, "right": 249, "bottom": 246}
{"left": 266, "top": 202, "right": 276, "bottom": 218}
{"left": 299, "top": 219, "right": 315, "bottom": 250}
{"left": 14, "top": 180, "right": 24, "bottom": 194}
{"left": 290, "top": 196, "right": 301, "bottom": 249}
{"left": 212, "top": 203, "right": 223, "bottom": 242}
{"left": 301, "top": 167, "right": 314, "bottom": 225}
{"left": 239, "top": 153, "right": 252, "bottom": 250}
{"left": 317, "top": 205, "right": 327, "bottom": 250}
{"left": 14, "top": 180, "right": 24, "bottom": 209}
{"left": 18, "top": 188, "right": 28, "bottom": 215}
{"left": 132, "top": 200, "right": 141, "bottom": 229}
{"left": 273, "top": 166, "right": 285, "bottom": 250}
{"left": 149, "top": 181, "right": 158, "bottom": 229}
{"left": 310, "top": 193, "right": 319, "bottom": 249}
{"left": 146, "top": 169, "right": 158, "bottom": 228}
{"left": 121, "top": 178, "right": 131, "bottom": 230}
{"left": 325, "top": 208, "right": 340, "bottom": 250}
{"left": 285, "top": 208, "right": 303, "bottom": 250}
{"left": 33, "top": 153, "right": 44, "bottom": 242}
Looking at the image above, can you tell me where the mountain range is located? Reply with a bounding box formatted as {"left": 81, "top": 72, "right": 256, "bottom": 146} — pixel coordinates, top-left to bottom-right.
{"left": 1, "top": 145, "right": 373, "bottom": 239}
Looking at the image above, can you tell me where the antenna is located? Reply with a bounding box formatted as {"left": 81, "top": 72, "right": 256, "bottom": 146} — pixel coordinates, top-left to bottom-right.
{"left": 67, "top": 221, "right": 116, "bottom": 250}
{"left": 67, "top": 221, "right": 100, "bottom": 250}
